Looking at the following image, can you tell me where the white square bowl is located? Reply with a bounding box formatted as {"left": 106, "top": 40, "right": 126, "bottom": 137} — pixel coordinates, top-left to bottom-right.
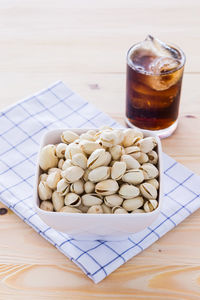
{"left": 33, "top": 128, "right": 163, "bottom": 241}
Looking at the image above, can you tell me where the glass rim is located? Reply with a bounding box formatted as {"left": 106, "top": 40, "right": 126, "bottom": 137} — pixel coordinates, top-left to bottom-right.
{"left": 127, "top": 41, "right": 186, "bottom": 76}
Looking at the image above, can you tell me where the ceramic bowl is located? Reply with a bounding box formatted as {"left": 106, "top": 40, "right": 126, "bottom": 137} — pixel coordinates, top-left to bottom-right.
{"left": 33, "top": 128, "right": 163, "bottom": 241}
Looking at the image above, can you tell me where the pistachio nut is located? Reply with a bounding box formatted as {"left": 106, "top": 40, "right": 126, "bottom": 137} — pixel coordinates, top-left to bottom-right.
{"left": 88, "top": 166, "right": 110, "bottom": 183}
{"left": 112, "top": 206, "right": 128, "bottom": 214}
{"left": 84, "top": 181, "right": 95, "bottom": 193}
{"left": 70, "top": 180, "right": 84, "bottom": 194}
{"left": 148, "top": 150, "right": 158, "bottom": 165}
{"left": 103, "top": 151, "right": 112, "bottom": 166}
{"left": 65, "top": 143, "right": 83, "bottom": 160}
{"left": 122, "top": 169, "right": 144, "bottom": 185}
{"left": 121, "top": 154, "right": 140, "bottom": 169}
{"left": 101, "top": 203, "right": 112, "bottom": 214}
{"left": 147, "top": 178, "right": 159, "bottom": 189}
{"left": 143, "top": 199, "right": 158, "bottom": 212}
{"left": 104, "top": 194, "right": 123, "bottom": 207}
{"left": 122, "top": 196, "right": 144, "bottom": 212}
{"left": 111, "top": 161, "right": 126, "bottom": 180}
{"left": 109, "top": 145, "right": 125, "bottom": 160}
{"left": 136, "top": 137, "right": 157, "bottom": 153}
{"left": 80, "top": 140, "right": 102, "bottom": 155}
{"left": 61, "top": 130, "right": 79, "bottom": 144}
{"left": 48, "top": 167, "right": 61, "bottom": 175}
{"left": 57, "top": 178, "right": 70, "bottom": 196}
{"left": 140, "top": 163, "right": 159, "bottom": 180}
{"left": 64, "top": 192, "right": 81, "bottom": 207}
{"left": 95, "top": 179, "right": 119, "bottom": 196}
{"left": 39, "top": 144, "right": 58, "bottom": 171}
{"left": 62, "top": 159, "right": 73, "bottom": 170}
{"left": 131, "top": 208, "right": 145, "bottom": 214}
{"left": 82, "top": 193, "right": 103, "bottom": 206}
{"left": 56, "top": 143, "right": 67, "bottom": 158}
{"left": 78, "top": 204, "right": 89, "bottom": 213}
{"left": 125, "top": 146, "right": 141, "bottom": 159}
{"left": 40, "top": 200, "right": 54, "bottom": 211}
{"left": 60, "top": 206, "right": 81, "bottom": 213}
{"left": 87, "top": 149, "right": 107, "bottom": 169}
{"left": 46, "top": 170, "right": 61, "bottom": 189}
{"left": 39, "top": 173, "right": 48, "bottom": 182}
{"left": 79, "top": 132, "right": 95, "bottom": 141}
{"left": 71, "top": 153, "right": 87, "bottom": 169}
{"left": 87, "top": 205, "right": 103, "bottom": 214}
{"left": 58, "top": 158, "right": 65, "bottom": 169}
{"left": 52, "top": 191, "right": 64, "bottom": 211}
{"left": 38, "top": 181, "right": 52, "bottom": 201}
{"left": 87, "top": 129, "right": 97, "bottom": 137}
{"left": 99, "top": 130, "right": 118, "bottom": 147}
{"left": 113, "top": 129, "right": 124, "bottom": 144}
{"left": 137, "top": 153, "right": 149, "bottom": 164}
{"left": 119, "top": 184, "right": 140, "bottom": 199}
{"left": 122, "top": 128, "right": 142, "bottom": 147}
{"left": 61, "top": 166, "right": 84, "bottom": 183}
{"left": 140, "top": 182, "right": 157, "bottom": 199}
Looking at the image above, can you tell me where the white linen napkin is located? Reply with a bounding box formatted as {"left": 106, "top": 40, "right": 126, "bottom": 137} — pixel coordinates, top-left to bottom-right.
{"left": 0, "top": 81, "right": 199, "bottom": 283}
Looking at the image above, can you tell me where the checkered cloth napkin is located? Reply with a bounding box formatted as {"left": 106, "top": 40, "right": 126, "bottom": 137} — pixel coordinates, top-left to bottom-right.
{"left": 0, "top": 81, "right": 200, "bottom": 283}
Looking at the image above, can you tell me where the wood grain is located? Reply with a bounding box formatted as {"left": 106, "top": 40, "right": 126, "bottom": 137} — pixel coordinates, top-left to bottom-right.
{"left": 0, "top": 0, "right": 200, "bottom": 298}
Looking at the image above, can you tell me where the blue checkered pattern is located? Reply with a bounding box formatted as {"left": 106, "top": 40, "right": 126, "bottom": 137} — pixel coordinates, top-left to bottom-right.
{"left": 0, "top": 81, "right": 200, "bottom": 283}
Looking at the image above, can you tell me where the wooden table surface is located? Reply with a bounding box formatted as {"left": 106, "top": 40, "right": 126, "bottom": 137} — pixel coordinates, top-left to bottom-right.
{"left": 0, "top": 0, "right": 200, "bottom": 299}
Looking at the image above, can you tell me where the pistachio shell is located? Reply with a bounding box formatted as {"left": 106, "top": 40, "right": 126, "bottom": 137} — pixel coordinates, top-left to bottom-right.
{"left": 136, "top": 137, "right": 157, "bottom": 153}
{"left": 79, "top": 133, "right": 95, "bottom": 141}
{"left": 140, "top": 163, "right": 159, "bottom": 180}
{"left": 64, "top": 193, "right": 81, "bottom": 206}
{"left": 140, "top": 182, "right": 157, "bottom": 199}
{"left": 61, "top": 130, "right": 79, "bottom": 144}
{"left": 39, "top": 173, "right": 48, "bottom": 182}
{"left": 83, "top": 168, "right": 90, "bottom": 181}
{"left": 84, "top": 181, "right": 95, "bottom": 193}
{"left": 131, "top": 208, "right": 145, "bottom": 214}
{"left": 80, "top": 140, "right": 102, "bottom": 155}
{"left": 148, "top": 150, "right": 158, "bottom": 164}
{"left": 104, "top": 194, "right": 123, "bottom": 207}
{"left": 65, "top": 144, "right": 83, "bottom": 160}
{"left": 121, "top": 154, "right": 140, "bottom": 169}
{"left": 112, "top": 206, "right": 128, "bottom": 214}
{"left": 137, "top": 153, "right": 149, "bottom": 164}
{"left": 71, "top": 153, "right": 87, "bottom": 169}
{"left": 111, "top": 161, "right": 126, "bottom": 180}
{"left": 60, "top": 206, "right": 81, "bottom": 213}
{"left": 122, "top": 128, "right": 143, "bottom": 147}
{"left": 56, "top": 143, "right": 67, "bottom": 158}
{"left": 87, "top": 149, "right": 107, "bottom": 169}
{"left": 147, "top": 178, "right": 159, "bottom": 189}
{"left": 87, "top": 205, "right": 103, "bottom": 214}
{"left": 70, "top": 180, "right": 84, "bottom": 194}
{"left": 82, "top": 194, "right": 103, "bottom": 206}
{"left": 113, "top": 129, "right": 124, "bottom": 144}
{"left": 125, "top": 146, "right": 141, "bottom": 159}
{"left": 109, "top": 145, "right": 125, "bottom": 160}
{"left": 87, "top": 130, "right": 97, "bottom": 136}
{"left": 88, "top": 166, "right": 110, "bottom": 183}
{"left": 99, "top": 130, "right": 118, "bottom": 147}
{"left": 62, "top": 159, "right": 73, "bottom": 170}
{"left": 46, "top": 170, "right": 61, "bottom": 189}
{"left": 39, "top": 144, "right": 58, "bottom": 171}
{"left": 122, "top": 197, "right": 144, "bottom": 211}
{"left": 119, "top": 184, "right": 140, "bottom": 199}
{"left": 122, "top": 169, "right": 144, "bottom": 185}
{"left": 78, "top": 204, "right": 89, "bottom": 213}
{"left": 48, "top": 167, "right": 61, "bottom": 175}
{"left": 38, "top": 181, "right": 52, "bottom": 200}
{"left": 52, "top": 191, "right": 64, "bottom": 211}
{"left": 58, "top": 158, "right": 65, "bottom": 169}
{"left": 101, "top": 203, "right": 112, "bottom": 214}
{"left": 103, "top": 151, "right": 112, "bottom": 166}
{"left": 57, "top": 178, "right": 70, "bottom": 196}
{"left": 143, "top": 199, "right": 158, "bottom": 212}
{"left": 40, "top": 200, "right": 53, "bottom": 211}
{"left": 62, "top": 166, "right": 84, "bottom": 183}
{"left": 95, "top": 179, "right": 119, "bottom": 196}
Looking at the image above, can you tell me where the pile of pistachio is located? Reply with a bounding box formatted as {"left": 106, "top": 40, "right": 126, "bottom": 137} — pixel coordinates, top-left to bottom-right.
{"left": 38, "top": 127, "right": 159, "bottom": 214}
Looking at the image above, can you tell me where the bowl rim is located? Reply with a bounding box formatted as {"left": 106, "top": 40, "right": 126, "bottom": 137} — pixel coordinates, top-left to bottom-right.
{"left": 34, "top": 128, "right": 163, "bottom": 218}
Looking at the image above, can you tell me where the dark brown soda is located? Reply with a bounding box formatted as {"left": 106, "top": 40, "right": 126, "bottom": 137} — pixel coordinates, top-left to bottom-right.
{"left": 126, "top": 53, "right": 184, "bottom": 130}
